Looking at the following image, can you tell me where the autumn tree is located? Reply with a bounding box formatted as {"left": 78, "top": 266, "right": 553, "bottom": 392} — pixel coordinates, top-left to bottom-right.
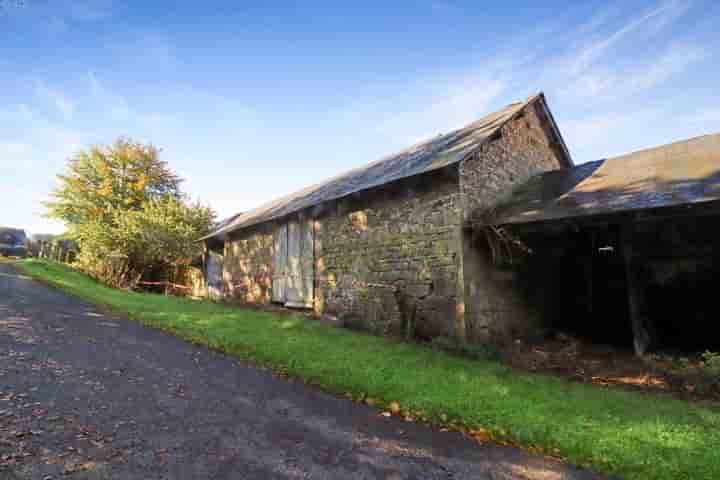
{"left": 46, "top": 138, "right": 181, "bottom": 227}
{"left": 45, "top": 138, "right": 215, "bottom": 288}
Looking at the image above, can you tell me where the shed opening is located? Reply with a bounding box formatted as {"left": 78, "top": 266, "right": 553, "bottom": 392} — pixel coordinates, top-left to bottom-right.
{"left": 526, "top": 227, "right": 635, "bottom": 351}
{"left": 512, "top": 217, "right": 720, "bottom": 355}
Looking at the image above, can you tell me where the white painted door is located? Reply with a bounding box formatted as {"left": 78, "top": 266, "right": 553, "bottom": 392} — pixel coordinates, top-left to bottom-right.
{"left": 206, "top": 251, "right": 224, "bottom": 300}
{"left": 272, "top": 224, "right": 288, "bottom": 303}
{"left": 284, "top": 218, "right": 314, "bottom": 308}
{"left": 299, "top": 219, "right": 315, "bottom": 308}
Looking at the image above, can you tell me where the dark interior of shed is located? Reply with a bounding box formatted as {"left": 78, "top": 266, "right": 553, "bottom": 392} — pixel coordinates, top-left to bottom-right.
{"left": 519, "top": 228, "right": 635, "bottom": 351}
{"left": 517, "top": 217, "right": 720, "bottom": 355}
{"left": 644, "top": 256, "right": 720, "bottom": 352}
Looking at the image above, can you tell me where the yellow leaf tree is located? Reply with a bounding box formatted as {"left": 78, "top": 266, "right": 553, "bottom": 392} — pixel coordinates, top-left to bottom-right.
{"left": 45, "top": 137, "right": 215, "bottom": 288}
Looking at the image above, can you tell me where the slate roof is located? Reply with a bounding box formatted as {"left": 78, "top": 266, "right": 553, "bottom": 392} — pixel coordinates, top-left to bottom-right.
{"left": 203, "top": 93, "right": 566, "bottom": 240}
{"left": 488, "top": 132, "right": 720, "bottom": 226}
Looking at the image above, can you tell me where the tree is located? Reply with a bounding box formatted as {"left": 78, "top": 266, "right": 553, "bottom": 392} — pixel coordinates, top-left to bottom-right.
{"left": 31, "top": 233, "right": 56, "bottom": 243}
{"left": 46, "top": 138, "right": 215, "bottom": 288}
{"left": 45, "top": 138, "right": 181, "bottom": 229}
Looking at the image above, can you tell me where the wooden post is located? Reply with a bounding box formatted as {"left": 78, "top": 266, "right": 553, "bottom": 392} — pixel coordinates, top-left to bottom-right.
{"left": 584, "top": 231, "right": 595, "bottom": 315}
{"left": 621, "top": 227, "right": 655, "bottom": 356}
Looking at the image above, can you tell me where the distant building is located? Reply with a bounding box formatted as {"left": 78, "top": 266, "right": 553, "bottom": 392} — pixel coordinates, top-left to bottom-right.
{"left": 0, "top": 227, "right": 28, "bottom": 257}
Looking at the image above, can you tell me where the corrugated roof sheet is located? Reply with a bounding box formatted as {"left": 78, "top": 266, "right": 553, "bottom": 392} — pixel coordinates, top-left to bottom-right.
{"left": 202, "top": 94, "right": 548, "bottom": 240}
{"left": 488, "top": 132, "right": 720, "bottom": 226}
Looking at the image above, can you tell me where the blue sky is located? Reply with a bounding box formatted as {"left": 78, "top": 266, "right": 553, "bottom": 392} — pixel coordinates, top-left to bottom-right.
{"left": 1, "top": 0, "right": 718, "bottom": 234}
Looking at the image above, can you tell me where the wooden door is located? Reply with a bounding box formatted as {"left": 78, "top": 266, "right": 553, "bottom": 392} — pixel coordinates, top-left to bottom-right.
{"left": 206, "top": 251, "right": 224, "bottom": 300}
{"left": 272, "top": 224, "right": 288, "bottom": 303}
{"left": 299, "top": 219, "right": 315, "bottom": 308}
{"left": 284, "top": 218, "right": 314, "bottom": 308}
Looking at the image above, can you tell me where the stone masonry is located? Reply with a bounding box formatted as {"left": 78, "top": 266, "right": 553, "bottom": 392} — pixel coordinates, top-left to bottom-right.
{"left": 458, "top": 101, "right": 567, "bottom": 342}
{"left": 315, "top": 170, "right": 463, "bottom": 338}
{"left": 212, "top": 97, "right": 570, "bottom": 345}
{"left": 223, "top": 223, "right": 274, "bottom": 303}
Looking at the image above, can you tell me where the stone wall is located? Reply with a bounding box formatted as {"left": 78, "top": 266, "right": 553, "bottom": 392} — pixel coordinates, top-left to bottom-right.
{"left": 218, "top": 169, "right": 464, "bottom": 340}
{"left": 187, "top": 266, "right": 208, "bottom": 299}
{"left": 459, "top": 101, "right": 566, "bottom": 223}
{"left": 223, "top": 223, "right": 275, "bottom": 303}
{"left": 315, "top": 169, "right": 464, "bottom": 339}
{"left": 459, "top": 101, "right": 569, "bottom": 342}
{"left": 214, "top": 100, "right": 569, "bottom": 345}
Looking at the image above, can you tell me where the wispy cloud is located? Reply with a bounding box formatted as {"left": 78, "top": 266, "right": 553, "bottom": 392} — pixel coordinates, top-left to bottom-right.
{"left": 529, "top": 0, "right": 704, "bottom": 159}
{"left": 344, "top": 0, "right": 702, "bottom": 154}
{"left": 87, "top": 71, "right": 130, "bottom": 120}
{"left": 562, "top": 96, "right": 720, "bottom": 164}
{"left": 680, "top": 108, "right": 720, "bottom": 133}
{"left": 542, "top": 1, "right": 695, "bottom": 97}
{"left": 629, "top": 43, "right": 706, "bottom": 89}
{"left": 560, "top": 43, "right": 706, "bottom": 101}
{"left": 563, "top": 111, "right": 646, "bottom": 154}
{"left": 34, "top": 81, "right": 75, "bottom": 119}
{"left": 563, "top": 0, "right": 692, "bottom": 75}
{"left": 374, "top": 76, "right": 507, "bottom": 145}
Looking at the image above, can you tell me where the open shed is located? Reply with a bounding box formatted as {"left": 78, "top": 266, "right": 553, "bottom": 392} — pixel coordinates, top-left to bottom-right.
{"left": 485, "top": 133, "right": 720, "bottom": 355}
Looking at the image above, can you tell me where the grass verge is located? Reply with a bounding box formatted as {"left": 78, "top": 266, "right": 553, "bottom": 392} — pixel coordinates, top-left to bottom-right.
{"left": 15, "top": 259, "right": 720, "bottom": 480}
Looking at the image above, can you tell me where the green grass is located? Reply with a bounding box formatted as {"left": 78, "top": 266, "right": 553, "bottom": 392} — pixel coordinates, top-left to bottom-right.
{"left": 15, "top": 259, "right": 720, "bottom": 480}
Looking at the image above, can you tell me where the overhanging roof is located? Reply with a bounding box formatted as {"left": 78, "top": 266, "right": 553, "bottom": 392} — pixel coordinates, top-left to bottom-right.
{"left": 488, "top": 132, "right": 720, "bottom": 226}
{"left": 202, "top": 93, "right": 568, "bottom": 241}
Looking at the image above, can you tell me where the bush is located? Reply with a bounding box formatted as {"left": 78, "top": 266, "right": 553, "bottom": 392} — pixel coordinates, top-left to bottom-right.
{"left": 74, "top": 196, "right": 214, "bottom": 288}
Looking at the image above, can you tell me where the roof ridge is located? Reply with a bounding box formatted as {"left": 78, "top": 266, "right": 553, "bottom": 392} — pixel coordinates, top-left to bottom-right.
{"left": 602, "top": 131, "right": 720, "bottom": 162}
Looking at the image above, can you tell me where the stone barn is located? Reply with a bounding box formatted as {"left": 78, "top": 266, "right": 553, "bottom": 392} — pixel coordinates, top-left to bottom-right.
{"left": 484, "top": 132, "right": 720, "bottom": 355}
{"left": 200, "top": 93, "right": 573, "bottom": 344}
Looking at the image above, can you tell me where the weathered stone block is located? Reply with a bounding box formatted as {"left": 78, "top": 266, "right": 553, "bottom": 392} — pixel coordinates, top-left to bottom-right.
{"left": 414, "top": 295, "right": 457, "bottom": 340}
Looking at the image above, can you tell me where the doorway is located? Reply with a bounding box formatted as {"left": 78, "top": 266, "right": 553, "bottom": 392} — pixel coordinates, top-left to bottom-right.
{"left": 272, "top": 216, "right": 314, "bottom": 308}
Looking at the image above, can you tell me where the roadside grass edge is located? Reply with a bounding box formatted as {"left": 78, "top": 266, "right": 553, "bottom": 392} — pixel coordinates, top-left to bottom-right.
{"left": 13, "top": 259, "right": 720, "bottom": 480}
